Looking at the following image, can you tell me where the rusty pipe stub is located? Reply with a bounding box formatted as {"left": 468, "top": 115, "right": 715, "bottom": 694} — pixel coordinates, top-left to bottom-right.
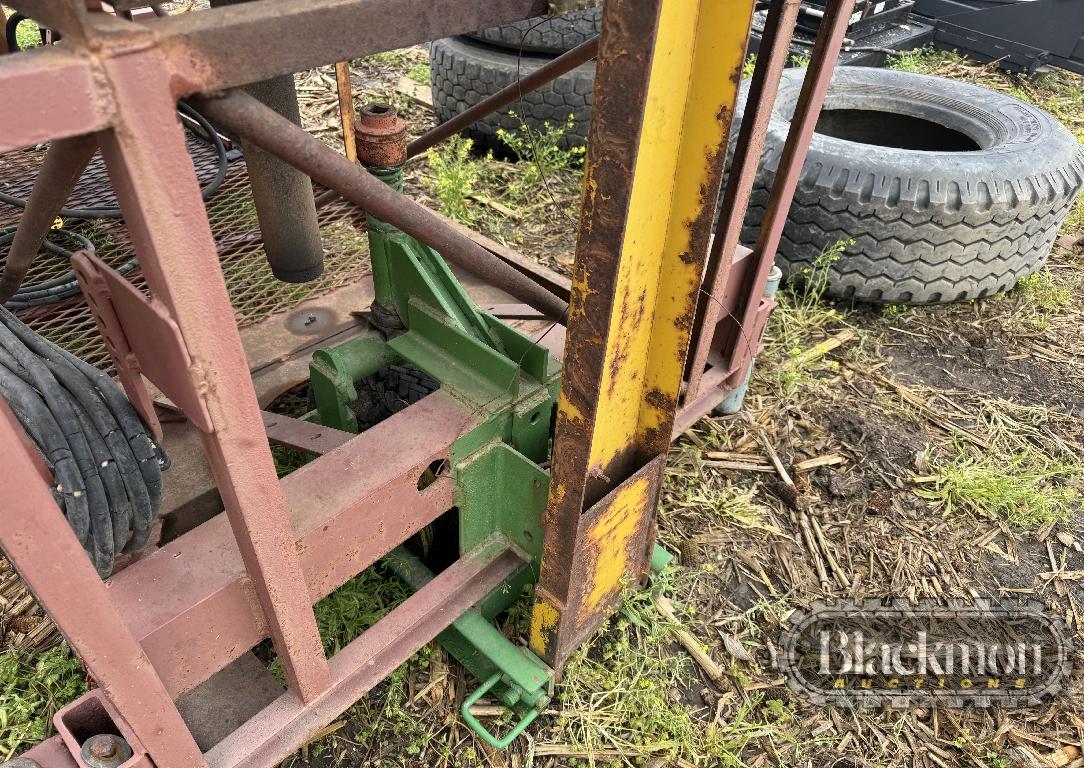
{"left": 354, "top": 103, "right": 408, "bottom": 168}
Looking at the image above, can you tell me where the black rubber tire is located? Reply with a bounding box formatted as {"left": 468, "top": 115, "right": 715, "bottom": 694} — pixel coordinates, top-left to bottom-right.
{"left": 429, "top": 36, "right": 595, "bottom": 150}
{"left": 466, "top": 8, "right": 601, "bottom": 55}
{"left": 735, "top": 67, "right": 1084, "bottom": 304}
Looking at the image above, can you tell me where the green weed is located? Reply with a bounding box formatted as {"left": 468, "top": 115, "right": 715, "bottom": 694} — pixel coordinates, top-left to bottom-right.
{"left": 425, "top": 135, "right": 482, "bottom": 225}
{"left": 407, "top": 62, "right": 430, "bottom": 85}
{"left": 496, "top": 113, "right": 585, "bottom": 193}
{"left": 760, "top": 239, "right": 854, "bottom": 395}
{"left": 363, "top": 49, "right": 411, "bottom": 69}
{"left": 742, "top": 54, "right": 757, "bottom": 80}
{"left": 663, "top": 470, "right": 780, "bottom": 535}
{"left": 550, "top": 571, "right": 799, "bottom": 766}
{"left": 915, "top": 444, "right": 1080, "bottom": 527}
{"left": 0, "top": 646, "right": 86, "bottom": 760}
{"left": 8, "top": 15, "right": 40, "bottom": 50}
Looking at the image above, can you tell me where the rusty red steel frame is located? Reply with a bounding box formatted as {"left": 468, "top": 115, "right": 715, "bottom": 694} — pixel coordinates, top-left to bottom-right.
{"left": 0, "top": 0, "right": 851, "bottom": 765}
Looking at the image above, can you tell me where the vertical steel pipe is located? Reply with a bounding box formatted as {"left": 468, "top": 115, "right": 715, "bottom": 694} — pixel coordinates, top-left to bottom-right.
{"left": 210, "top": 0, "right": 324, "bottom": 283}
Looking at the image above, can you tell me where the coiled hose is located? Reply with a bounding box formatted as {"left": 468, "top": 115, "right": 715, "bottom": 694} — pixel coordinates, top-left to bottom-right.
{"left": 0, "top": 307, "right": 167, "bottom": 576}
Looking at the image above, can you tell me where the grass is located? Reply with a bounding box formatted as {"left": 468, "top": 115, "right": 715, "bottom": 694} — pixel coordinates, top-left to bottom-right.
{"left": 0, "top": 646, "right": 85, "bottom": 760}
{"left": 663, "top": 468, "right": 780, "bottom": 535}
{"left": 3, "top": 10, "right": 40, "bottom": 51}
{"left": 550, "top": 570, "right": 800, "bottom": 767}
{"left": 758, "top": 239, "right": 855, "bottom": 396}
{"left": 915, "top": 398, "right": 1084, "bottom": 528}
{"left": 915, "top": 442, "right": 1081, "bottom": 528}
{"left": 363, "top": 49, "right": 413, "bottom": 69}
{"left": 407, "top": 62, "right": 430, "bottom": 85}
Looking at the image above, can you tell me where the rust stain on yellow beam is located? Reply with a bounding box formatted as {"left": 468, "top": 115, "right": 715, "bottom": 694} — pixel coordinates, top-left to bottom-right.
{"left": 580, "top": 473, "right": 651, "bottom": 617}
{"left": 586, "top": 0, "right": 755, "bottom": 473}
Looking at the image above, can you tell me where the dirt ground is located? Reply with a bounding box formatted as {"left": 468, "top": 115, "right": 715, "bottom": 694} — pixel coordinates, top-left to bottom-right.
{"left": 2, "top": 34, "right": 1084, "bottom": 768}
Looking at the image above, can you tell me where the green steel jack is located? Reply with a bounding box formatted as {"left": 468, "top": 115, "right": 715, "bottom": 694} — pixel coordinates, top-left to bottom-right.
{"left": 308, "top": 102, "right": 560, "bottom": 746}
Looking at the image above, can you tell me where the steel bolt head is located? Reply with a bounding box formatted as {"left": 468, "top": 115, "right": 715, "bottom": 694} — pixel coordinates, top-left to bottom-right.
{"left": 87, "top": 735, "right": 117, "bottom": 759}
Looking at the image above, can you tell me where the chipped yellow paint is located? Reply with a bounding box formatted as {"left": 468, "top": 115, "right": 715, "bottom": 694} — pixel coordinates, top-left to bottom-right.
{"left": 584, "top": 0, "right": 756, "bottom": 470}
{"left": 529, "top": 599, "right": 561, "bottom": 656}
{"left": 581, "top": 475, "right": 650, "bottom": 615}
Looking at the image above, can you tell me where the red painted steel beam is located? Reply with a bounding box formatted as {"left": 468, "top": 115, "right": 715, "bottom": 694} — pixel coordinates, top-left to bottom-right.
{"left": 96, "top": 51, "right": 335, "bottom": 703}
{"left": 715, "top": 0, "right": 857, "bottom": 384}
{"left": 684, "top": 0, "right": 802, "bottom": 400}
{"left": 0, "top": 402, "right": 207, "bottom": 768}
{"left": 0, "top": 46, "right": 113, "bottom": 153}
{"left": 110, "top": 394, "right": 479, "bottom": 699}
{"left": 155, "top": 0, "right": 550, "bottom": 95}
{"left": 204, "top": 542, "right": 526, "bottom": 768}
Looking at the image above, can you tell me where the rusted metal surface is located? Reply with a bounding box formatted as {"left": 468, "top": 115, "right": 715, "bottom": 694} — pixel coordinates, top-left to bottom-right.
{"left": 531, "top": 456, "right": 663, "bottom": 660}
{"left": 110, "top": 393, "right": 476, "bottom": 698}
{"left": 0, "top": 134, "right": 96, "bottom": 303}
{"left": 192, "top": 89, "right": 569, "bottom": 321}
{"left": 435, "top": 212, "right": 572, "bottom": 303}
{"left": 684, "top": 0, "right": 802, "bottom": 401}
{"left": 355, "top": 103, "right": 408, "bottom": 168}
{"left": 97, "top": 55, "right": 332, "bottom": 703}
{"left": 531, "top": 0, "right": 756, "bottom": 668}
{"left": 205, "top": 542, "right": 527, "bottom": 768}
{"left": 155, "top": 0, "right": 549, "bottom": 96}
{"left": 262, "top": 410, "right": 353, "bottom": 455}
{"left": 0, "top": 401, "right": 206, "bottom": 768}
{"left": 334, "top": 61, "right": 357, "bottom": 163}
{"left": 406, "top": 34, "right": 599, "bottom": 159}
{"left": 55, "top": 692, "right": 147, "bottom": 768}
{"left": 714, "top": 0, "right": 857, "bottom": 389}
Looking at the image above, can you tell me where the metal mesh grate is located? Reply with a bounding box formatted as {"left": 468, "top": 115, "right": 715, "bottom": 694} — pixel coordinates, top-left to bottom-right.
{"left": 0, "top": 131, "right": 371, "bottom": 372}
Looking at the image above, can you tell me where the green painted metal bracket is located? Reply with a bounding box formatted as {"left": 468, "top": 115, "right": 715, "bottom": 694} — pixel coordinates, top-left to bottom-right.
{"left": 383, "top": 542, "right": 553, "bottom": 747}
{"left": 367, "top": 167, "right": 503, "bottom": 352}
{"left": 462, "top": 673, "right": 542, "bottom": 749}
{"left": 306, "top": 157, "right": 565, "bottom": 750}
{"left": 309, "top": 334, "right": 399, "bottom": 432}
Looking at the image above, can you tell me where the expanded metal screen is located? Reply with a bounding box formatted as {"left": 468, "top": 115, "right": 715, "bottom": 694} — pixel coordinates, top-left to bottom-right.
{"left": 0, "top": 132, "right": 371, "bottom": 372}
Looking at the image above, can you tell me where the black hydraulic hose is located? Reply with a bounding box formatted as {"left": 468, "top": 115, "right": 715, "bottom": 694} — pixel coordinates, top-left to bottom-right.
{"left": 0, "top": 228, "right": 136, "bottom": 310}
{"left": 0, "top": 308, "right": 167, "bottom": 575}
{"left": 1, "top": 310, "right": 161, "bottom": 550}
{"left": 0, "top": 103, "right": 228, "bottom": 221}
{"left": 0, "top": 361, "right": 90, "bottom": 547}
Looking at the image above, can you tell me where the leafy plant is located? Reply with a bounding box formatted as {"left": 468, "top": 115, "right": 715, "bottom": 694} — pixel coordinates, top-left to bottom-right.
{"left": 407, "top": 62, "right": 430, "bottom": 85}
{"left": 915, "top": 444, "right": 1081, "bottom": 528}
{"left": 497, "top": 113, "right": 585, "bottom": 193}
{"left": 425, "top": 135, "right": 482, "bottom": 225}
{"left": 0, "top": 646, "right": 86, "bottom": 759}
{"left": 760, "top": 239, "right": 855, "bottom": 395}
